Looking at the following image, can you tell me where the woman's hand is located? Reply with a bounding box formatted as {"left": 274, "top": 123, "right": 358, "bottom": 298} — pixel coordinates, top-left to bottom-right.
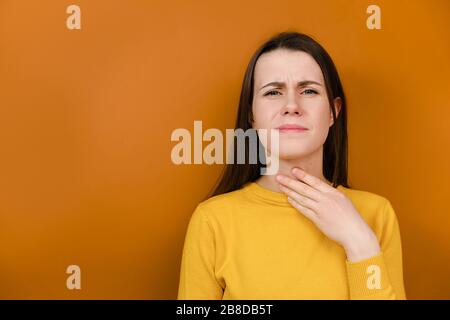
{"left": 276, "top": 167, "right": 381, "bottom": 263}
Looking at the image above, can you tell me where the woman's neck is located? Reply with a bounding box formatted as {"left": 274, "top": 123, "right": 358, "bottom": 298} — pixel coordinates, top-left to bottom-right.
{"left": 256, "top": 147, "right": 330, "bottom": 193}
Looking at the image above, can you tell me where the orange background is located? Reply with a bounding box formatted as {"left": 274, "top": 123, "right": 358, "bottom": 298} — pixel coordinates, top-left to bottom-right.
{"left": 0, "top": 0, "right": 449, "bottom": 299}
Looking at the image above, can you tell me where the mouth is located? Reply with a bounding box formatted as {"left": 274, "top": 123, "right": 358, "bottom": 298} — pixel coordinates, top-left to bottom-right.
{"left": 276, "top": 124, "right": 309, "bottom": 133}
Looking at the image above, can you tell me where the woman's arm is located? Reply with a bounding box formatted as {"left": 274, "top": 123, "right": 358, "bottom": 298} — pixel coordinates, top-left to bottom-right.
{"left": 345, "top": 199, "right": 406, "bottom": 299}
{"left": 177, "top": 204, "right": 224, "bottom": 300}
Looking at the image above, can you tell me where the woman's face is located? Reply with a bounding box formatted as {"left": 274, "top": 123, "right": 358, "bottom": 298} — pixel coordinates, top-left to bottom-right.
{"left": 252, "top": 48, "right": 341, "bottom": 160}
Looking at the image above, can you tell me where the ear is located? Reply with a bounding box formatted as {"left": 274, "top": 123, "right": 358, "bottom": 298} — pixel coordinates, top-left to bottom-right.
{"left": 249, "top": 112, "right": 254, "bottom": 127}
{"left": 329, "top": 97, "right": 342, "bottom": 127}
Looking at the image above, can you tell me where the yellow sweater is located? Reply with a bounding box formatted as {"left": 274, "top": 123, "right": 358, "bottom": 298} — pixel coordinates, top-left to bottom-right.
{"left": 177, "top": 181, "right": 406, "bottom": 300}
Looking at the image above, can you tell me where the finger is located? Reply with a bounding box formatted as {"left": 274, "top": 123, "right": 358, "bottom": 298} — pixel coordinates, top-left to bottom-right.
{"left": 287, "top": 196, "right": 319, "bottom": 223}
{"left": 278, "top": 184, "right": 319, "bottom": 211}
{"left": 276, "top": 174, "right": 324, "bottom": 202}
{"left": 291, "top": 167, "right": 335, "bottom": 193}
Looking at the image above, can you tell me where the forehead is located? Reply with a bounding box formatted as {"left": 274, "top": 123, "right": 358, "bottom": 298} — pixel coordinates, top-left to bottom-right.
{"left": 254, "top": 49, "right": 324, "bottom": 85}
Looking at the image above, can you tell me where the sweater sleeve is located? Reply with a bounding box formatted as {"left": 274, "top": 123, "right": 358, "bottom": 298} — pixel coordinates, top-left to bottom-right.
{"left": 345, "top": 199, "right": 407, "bottom": 300}
{"left": 177, "top": 204, "right": 224, "bottom": 300}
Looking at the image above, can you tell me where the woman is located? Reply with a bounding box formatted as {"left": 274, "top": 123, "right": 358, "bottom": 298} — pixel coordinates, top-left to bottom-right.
{"left": 177, "top": 31, "right": 406, "bottom": 300}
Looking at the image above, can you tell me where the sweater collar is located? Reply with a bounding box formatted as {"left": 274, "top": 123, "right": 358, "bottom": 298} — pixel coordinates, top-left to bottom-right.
{"left": 242, "top": 181, "right": 346, "bottom": 207}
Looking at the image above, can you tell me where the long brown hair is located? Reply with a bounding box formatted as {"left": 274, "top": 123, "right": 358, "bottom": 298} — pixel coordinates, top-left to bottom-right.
{"left": 205, "top": 31, "right": 349, "bottom": 200}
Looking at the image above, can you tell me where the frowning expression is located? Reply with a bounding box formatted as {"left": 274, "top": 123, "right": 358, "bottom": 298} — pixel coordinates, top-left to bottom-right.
{"left": 252, "top": 48, "right": 341, "bottom": 160}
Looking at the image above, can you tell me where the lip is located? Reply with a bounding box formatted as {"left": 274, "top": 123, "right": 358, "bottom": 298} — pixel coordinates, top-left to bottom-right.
{"left": 276, "top": 124, "right": 309, "bottom": 132}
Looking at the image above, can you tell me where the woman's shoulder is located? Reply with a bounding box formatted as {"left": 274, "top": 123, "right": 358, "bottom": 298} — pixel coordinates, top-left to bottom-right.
{"left": 338, "top": 184, "right": 388, "bottom": 204}
{"left": 189, "top": 187, "right": 253, "bottom": 223}
{"left": 198, "top": 187, "right": 247, "bottom": 210}
{"left": 338, "top": 184, "right": 397, "bottom": 222}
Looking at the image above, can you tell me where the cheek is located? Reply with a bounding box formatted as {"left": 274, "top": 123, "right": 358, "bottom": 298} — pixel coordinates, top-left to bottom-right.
{"left": 308, "top": 95, "right": 330, "bottom": 118}
{"left": 252, "top": 100, "right": 279, "bottom": 128}
{"left": 310, "top": 105, "right": 332, "bottom": 141}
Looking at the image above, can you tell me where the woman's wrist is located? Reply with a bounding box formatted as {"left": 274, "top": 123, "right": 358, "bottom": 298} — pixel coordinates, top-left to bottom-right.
{"left": 343, "top": 231, "right": 381, "bottom": 263}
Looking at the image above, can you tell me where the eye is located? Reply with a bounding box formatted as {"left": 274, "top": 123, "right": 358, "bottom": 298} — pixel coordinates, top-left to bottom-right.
{"left": 264, "top": 90, "right": 281, "bottom": 96}
{"left": 302, "top": 89, "right": 318, "bottom": 95}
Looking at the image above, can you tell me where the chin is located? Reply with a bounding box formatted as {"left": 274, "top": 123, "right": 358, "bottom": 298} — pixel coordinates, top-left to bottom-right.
{"left": 266, "top": 138, "right": 316, "bottom": 159}
{"left": 273, "top": 148, "right": 310, "bottom": 160}
{"left": 277, "top": 152, "right": 308, "bottom": 160}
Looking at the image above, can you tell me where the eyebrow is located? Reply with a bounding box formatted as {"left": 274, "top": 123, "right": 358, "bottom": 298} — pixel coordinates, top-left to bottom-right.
{"left": 259, "top": 80, "right": 322, "bottom": 91}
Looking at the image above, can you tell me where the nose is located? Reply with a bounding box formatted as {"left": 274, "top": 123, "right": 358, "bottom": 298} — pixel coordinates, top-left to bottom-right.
{"left": 281, "top": 91, "right": 303, "bottom": 116}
